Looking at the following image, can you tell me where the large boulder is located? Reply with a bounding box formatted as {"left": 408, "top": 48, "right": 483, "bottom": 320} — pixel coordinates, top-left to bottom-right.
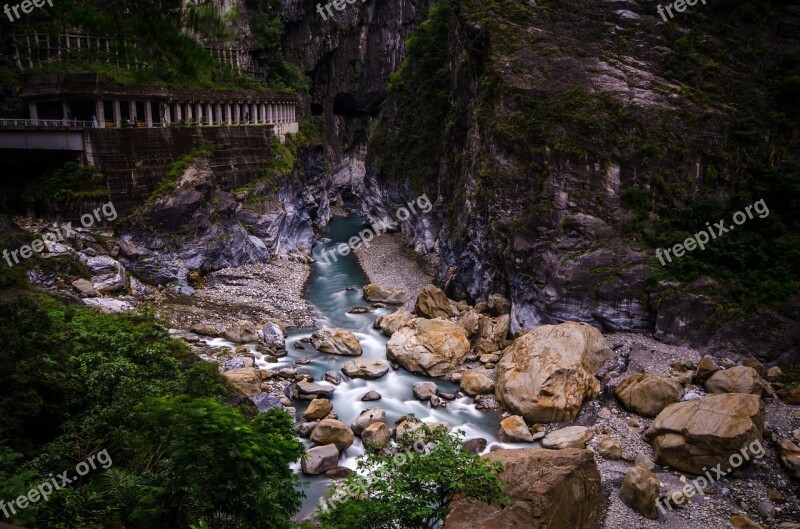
{"left": 396, "top": 420, "right": 451, "bottom": 443}
{"left": 614, "top": 374, "right": 683, "bottom": 417}
{"left": 412, "top": 381, "right": 439, "bottom": 401}
{"left": 542, "top": 426, "right": 593, "bottom": 450}
{"left": 261, "top": 321, "right": 286, "bottom": 349}
{"left": 460, "top": 369, "right": 495, "bottom": 396}
{"left": 84, "top": 255, "right": 127, "bottom": 294}
{"left": 311, "top": 328, "right": 363, "bottom": 356}
{"left": 487, "top": 294, "right": 512, "bottom": 316}
{"left": 223, "top": 320, "right": 259, "bottom": 343}
{"left": 301, "top": 444, "right": 339, "bottom": 475}
{"left": 458, "top": 309, "right": 481, "bottom": 339}
{"left": 222, "top": 367, "right": 261, "bottom": 397}
{"left": 499, "top": 415, "right": 534, "bottom": 443}
{"left": 341, "top": 359, "right": 390, "bottom": 379}
{"left": 643, "top": 393, "right": 764, "bottom": 474}
{"left": 415, "top": 284, "right": 454, "bottom": 319}
{"left": 620, "top": 465, "right": 660, "bottom": 519}
{"left": 386, "top": 318, "right": 470, "bottom": 377}
{"left": 443, "top": 448, "right": 600, "bottom": 529}
{"left": 351, "top": 408, "right": 387, "bottom": 436}
{"left": 361, "top": 422, "right": 392, "bottom": 448}
{"left": 494, "top": 322, "right": 613, "bottom": 423}
{"left": 473, "top": 314, "right": 510, "bottom": 355}
{"left": 378, "top": 309, "right": 415, "bottom": 336}
{"left": 363, "top": 283, "right": 410, "bottom": 304}
{"left": 778, "top": 438, "right": 800, "bottom": 479}
{"left": 302, "top": 398, "right": 333, "bottom": 420}
{"left": 310, "top": 419, "right": 355, "bottom": 452}
{"left": 704, "top": 366, "right": 765, "bottom": 395}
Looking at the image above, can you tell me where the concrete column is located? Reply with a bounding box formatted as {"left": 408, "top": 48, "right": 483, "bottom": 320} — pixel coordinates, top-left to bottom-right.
{"left": 62, "top": 99, "right": 71, "bottom": 121}
{"left": 258, "top": 103, "right": 266, "bottom": 124}
{"left": 162, "top": 103, "right": 170, "bottom": 126}
{"left": 28, "top": 102, "right": 38, "bottom": 120}
{"left": 249, "top": 103, "right": 256, "bottom": 124}
{"left": 185, "top": 102, "right": 193, "bottom": 123}
{"left": 175, "top": 102, "right": 182, "bottom": 122}
{"left": 216, "top": 103, "right": 223, "bottom": 125}
{"left": 95, "top": 98, "right": 105, "bottom": 128}
{"left": 206, "top": 103, "right": 213, "bottom": 125}
{"left": 128, "top": 101, "right": 136, "bottom": 125}
{"left": 195, "top": 103, "right": 203, "bottom": 126}
{"left": 113, "top": 99, "right": 121, "bottom": 127}
{"left": 144, "top": 100, "right": 153, "bottom": 127}
{"left": 226, "top": 103, "right": 233, "bottom": 125}
{"left": 233, "top": 103, "right": 240, "bottom": 124}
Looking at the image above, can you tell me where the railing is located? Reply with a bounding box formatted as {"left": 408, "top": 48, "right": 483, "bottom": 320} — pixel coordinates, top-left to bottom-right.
{"left": 0, "top": 118, "right": 96, "bottom": 128}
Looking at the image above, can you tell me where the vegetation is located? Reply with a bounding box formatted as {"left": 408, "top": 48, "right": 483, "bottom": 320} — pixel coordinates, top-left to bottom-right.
{"left": 0, "top": 295, "right": 305, "bottom": 529}
{"left": 316, "top": 421, "right": 508, "bottom": 529}
{"left": 148, "top": 142, "right": 216, "bottom": 201}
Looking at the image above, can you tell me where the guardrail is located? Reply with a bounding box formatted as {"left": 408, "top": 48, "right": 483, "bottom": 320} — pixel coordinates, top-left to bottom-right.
{"left": 0, "top": 118, "right": 96, "bottom": 128}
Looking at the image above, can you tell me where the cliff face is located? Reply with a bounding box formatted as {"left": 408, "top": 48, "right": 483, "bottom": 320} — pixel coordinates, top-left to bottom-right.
{"left": 360, "top": 0, "right": 800, "bottom": 362}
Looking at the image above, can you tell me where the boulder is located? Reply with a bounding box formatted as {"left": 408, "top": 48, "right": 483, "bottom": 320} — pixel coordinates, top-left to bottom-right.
{"left": 415, "top": 284, "right": 454, "bottom": 319}
{"left": 223, "top": 320, "right": 259, "bottom": 343}
{"left": 222, "top": 367, "right": 261, "bottom": 397}
{"left": 499, "top": 415, "right": 534, "bottom": 443}
{"left": 361, "top": 390, "right": 382, "bottom": 401}
{"left": 396, "top": 420, "right": 451, "bottom": 443}
{"left": 310, "top": 419, "right": 355, "bottom": 452}
{"left": 301, "top": 444, "right": 339, "bottom": 475}
{"left": 614, "top": 374, "right": 683, "bottom": 417}
{"left": 487, "top": 294, "right": 512, "bottom": 316}
{"left": 84, "top": 255, "right": 127, "bottom": 294}
{"left": 351, "top": 408, "right": 387, "bottom": 436}
{"left": 443, "top": 448, "right": 600, "bottom": 529}
{"left": 297, "top": 381, "right": 336, "bottom": 399}
{"left": 412, "top": 381, "right": 439, "bottom": 401}
{"left": 342, "top": 359, "right": 390, "bottom": 380}
{"left": 694, "top": 356, "right": 720, "bottom": 383}
{"left": 458, "top": 309, "right": 481, "bottom": 339}
{"left": 386, "top": 318, "right": 471, "bottom": 377}
{"left": 778, "top": 438, "right": 800, "bottom": 479}
{"left": 363, "top": 283, "right": 410, "bottom": 304}
{"left": 542, "top": 426, "right": 593, "bottom": 450}
{"left": 71, "top": 278, "right": 98, "bottom": 297}
{"left": 463, "top": 438, "right": 488, "bottom": 455}
{"left": 494, "top": 322, "right": 613, "bottom": 423}
{"left": 619, "top": 465, "right": 660, "bottom": 519}
{"left": 261, "top": 322, "right": 286, "bottom": 349}
{"left": 190, "top": 323, "right": 219, "bottom": 336}
{"left": 251, "top": 393, "right": 283, "bottom": 412}
{"left": 730, "top": 515, "right": 765, "bottom": 529}
{"left": 473, "top": 314, "right": 510, "bottom": 354}
{"left": 597, "top": 437, "right": 622, "bottom": 460}
{"left": 361, "top": 422, "right": 391, "bottom": 448}
{"left": 781, "top": 386, "right": 800, "bottom": 405}
{"left": 378, "top": 309, "right": 414, "bottom": 336}
{"left": 303, "top": 398, "right": 333, "bottom": 420}
{"left": 643, "top": 393, "right": 764, "bottom": 474}
{"left": 311, "top": 328, "right": 363, "bottom": 356}
{"left": 704, "top": 366, "right": 764, "bottom": 395}
{"left": 460, "top": 369, "right": 495, "bottom": 396}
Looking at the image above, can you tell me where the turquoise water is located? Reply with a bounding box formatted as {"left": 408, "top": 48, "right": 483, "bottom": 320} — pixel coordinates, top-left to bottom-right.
{"left": 286, "top": 212, "right": 505, "bottom": 518}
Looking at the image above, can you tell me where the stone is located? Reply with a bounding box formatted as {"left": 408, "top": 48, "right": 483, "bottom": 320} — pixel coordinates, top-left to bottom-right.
{"left": 301, "top": 444, "right": 339, "bottom": 475}
{"left": 251, "top": 393, "right": 282, "bottom": 412}
{"left": 729, "top": 515, "right": 764, "bottom": 529}
{"left": 758, "top": 500, "right": 775, "bottom": 520}
{"left": 190, "top": 323, "right": 219, "bottom": 336}
{"left": 705, "top": 366, "right": 764, "bottom": 395}
{"left": 765, "top": 366, "right": 783, "bottom": 381}
{"left": 297, "top": 421, "right": 317, "bottom": 438}
{"left": 361, "top": 422, "right": 391, "bottom": 448}
{"left": 460, "top": 369, "right": 495, "bottom": 396}
{"left": 351, "top": 408, "right": 387, "bottom": 436}
{"left": 396, "top": 420, "right": 451, "bottom": 443}
{"left": 84, "top": 255, "right": 127, "bottom": 293}
{"left": 474, "top": 314, "right": 510, "bottom": 354}
{"left": 443, "top": 448, "right": 600, "bottom": 529}
{"left": 412, "top": 381, "right": 439, "bottom": 401}
{"left": 597, "top": 437, "right": 622, "bottom": 460}
{"left": 542, "top": 426, "right": 593, "bottom": 449}
{"left": 619, "top": 465, "right": 660, "bottom": 519}
{"left": 766, "top": 488, "right": 784, "bottom": 503}
{"left": 458, "top": 310, "right": 481, "bottom": 338}
{"left": 324, "top": 466, "right": 353, "bottom": 479}
{"left": 297, "top": 381, "right": 336, "bottom": 398}
{"left": 378, "top": 309, "right": 414, "bottom": 336}
{"left": 325, "top": 371, "right": 342, "bottom": 385}
{"left": 643, "top": 393, "right": 764, "bottom": 474}
{"left": 311, "top": 328, "right": 363, "bottom": 356}
{"left": 487, "top": 294, "right": 512, "bottom": 316}
{"left": 386, "top": 318, "right": 471, "bottom": 377}
{"left": 463, "top": 438, "right": 488, "bottom": 455}
{"left": 635, "top": 452, "right": 655, "bottom": 471}
{"left": 261, "top": 321, "right": 286, "bottom": 349}
{"left": 694, "top": 356, "right": 719, "bottom": 383}
{"left": 415, "top": 284, "right": 454, "bottom": 319}
{"left": 71, "top": 278, "right": 98, "bottom": 297}
{"left": 310, "top": 419, "right": 354, "bottom": 452}
{"left": 494, "top": 322, "right": 613, "bottom": 423}
{"left": 614, "top": 374, "right": 683, "bottom": 417}
{"left": 342, "top": 359, "right": 390, "bottom": 379}
{"left": 223, "top": 320, "right": 258, "bottom": 343}
{"left": 303, "top": 398, "right": 333, "bottom": 420}
{"left": 363, "top": 283, "right": 410, "bottom": 304}
{"left": 499, "top": 415, "right": 534, "bottom": 442}
{"left": 347, "top": 306, "right": 370, "bottom": 314}
{"left": 742, "top": 357, "right": 766, "bottom": 376}
{"left": 361, "top": 390, "right": 382, "bottom": 401}
{"left": 778, "top": 438, "right": 800, "bottom": 479}
{"left": 782, "top": 386, "right": 800, "bottom": 405}
{"left": 222, "top": 367, "right": 261, "bottom": 397}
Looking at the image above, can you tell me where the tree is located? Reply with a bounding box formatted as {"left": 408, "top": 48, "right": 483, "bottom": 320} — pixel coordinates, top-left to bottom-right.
{"left": 316, "top": 419, "right": 509, "bottom": 529}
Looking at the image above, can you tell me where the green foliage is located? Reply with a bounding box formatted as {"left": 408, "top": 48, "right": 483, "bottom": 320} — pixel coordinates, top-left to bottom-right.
{"left": 317, "top": 420, "right": 508, "bottom": 529}
{"left": 19, "top": 162, "right": 108, "bottom": 203}
{"left": 149, "top": 142, "right": 215, "bottom": 201}
{"left": 0, "top": 295, "right": 305, "bottom": 529}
